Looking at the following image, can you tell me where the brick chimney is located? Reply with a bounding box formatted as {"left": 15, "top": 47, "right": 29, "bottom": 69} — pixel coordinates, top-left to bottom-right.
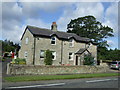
{"left": 51, "top": 22, "right": 57, "bottom": 31}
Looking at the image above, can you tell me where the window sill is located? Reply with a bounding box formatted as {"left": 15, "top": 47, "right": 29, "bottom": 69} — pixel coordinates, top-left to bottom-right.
{"left": 51, "top": 44, "right": 56, "bottom": 45}
{"left": 69, "top": 46, "right": 74, "bottom": 48}
{"left": 69, "top": 59, "right": 74, "bottom": 61}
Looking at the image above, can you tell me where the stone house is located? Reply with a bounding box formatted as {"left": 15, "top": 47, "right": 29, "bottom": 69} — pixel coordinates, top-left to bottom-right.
{"left": 19, "top": 22, "right": 97, "bottom": 65}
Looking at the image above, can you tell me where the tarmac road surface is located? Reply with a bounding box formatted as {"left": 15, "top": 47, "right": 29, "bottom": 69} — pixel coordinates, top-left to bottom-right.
{"left": 2, "top": 76, "right": 119, "bottom": 89}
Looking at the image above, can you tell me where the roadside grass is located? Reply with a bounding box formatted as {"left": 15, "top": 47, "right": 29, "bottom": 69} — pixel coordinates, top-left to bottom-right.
{"left": 4, "top": 73, "right": 119, "bottom": 82}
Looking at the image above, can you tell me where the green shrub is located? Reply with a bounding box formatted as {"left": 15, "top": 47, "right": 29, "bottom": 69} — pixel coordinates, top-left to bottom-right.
{"left": 84, "top": 54, "right": 94, "bottom": 65}
{"left": 2, "top": 58, "right": 5, "bottom": 62}
{"left": 14, "top": 58, "right": 26, "bottom": 64}
{"left": 44, "top": 49, "right": 53, "bottom": 65}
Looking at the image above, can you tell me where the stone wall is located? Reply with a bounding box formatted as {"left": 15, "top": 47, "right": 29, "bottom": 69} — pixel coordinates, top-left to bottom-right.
{"left": 7, "top": 64, "right": 109, "bottom": 75}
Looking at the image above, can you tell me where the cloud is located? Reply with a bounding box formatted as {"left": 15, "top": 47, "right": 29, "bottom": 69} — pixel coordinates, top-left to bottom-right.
{"left": 103, "top": 2, "right": 118, "bottom": 36}
{"left": 25, "top": 18, "right": 50, "bottom": 29}
{"left": 2, "top": 24, "right": 24, "bottom": 43}
{"left": 19, "top": 2, "right": 72, "bottom": 19}
{"left": 57, "top": 2, "right": 104, "bottom": 31}
{"left": 102, "top": 2, "right": 118, "bottom": 49}
{"left": 2, "top": 2, "right": 23, "bottom": 22}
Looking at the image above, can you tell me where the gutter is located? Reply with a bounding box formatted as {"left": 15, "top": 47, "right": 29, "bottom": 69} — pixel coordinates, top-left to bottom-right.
{"left": 33, "top": 36, "right": 36, "bottom": 65}
{"left": 61, "top": 40, "right": 63, "bottom": 64}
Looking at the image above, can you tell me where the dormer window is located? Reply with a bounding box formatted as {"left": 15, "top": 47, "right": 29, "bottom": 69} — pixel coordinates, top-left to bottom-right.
{"left": 25, "top": 37, "right": 28, "bottom": 44}
{"left": 51, "top": 36, "right": 56, "bottom": 45}
{"left": 69, "top": 39, "right": 74, "bottom": 47}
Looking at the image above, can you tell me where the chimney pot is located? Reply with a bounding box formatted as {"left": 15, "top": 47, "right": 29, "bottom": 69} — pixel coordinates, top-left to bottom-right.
{"left": 52, "top": 22, "right": 56, "bottom": 25}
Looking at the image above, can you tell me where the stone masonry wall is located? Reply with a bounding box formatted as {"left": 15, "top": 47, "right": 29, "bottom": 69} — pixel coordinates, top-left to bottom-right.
{"left": 19, "top": 28, "right": 97, "bottom": 66}
{"left": 7, "top": 64, "right": 109, "bottom": 75}
{"left": 19, "top": 29, "right": 34, "bottom": 65}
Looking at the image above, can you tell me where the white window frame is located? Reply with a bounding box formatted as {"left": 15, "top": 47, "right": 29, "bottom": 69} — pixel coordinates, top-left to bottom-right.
{"left": 52, "top": 51, "right": 56, "bottom": 60}
{"left": 69, "top": 39, "right": 74, "bottom": 47}
{"left": 69, "top": 52, "right": 74, "bottom": 61}
{"left": 40, "top": 50, "right": 45, "bottom": 58}
{"left": 51, "top": 36, "right": 56, "bottom": 45}
{"left": 25, "top": 37, "right": 29, "bottom": 44}
{"left": 24, "top": 51, "right": 28, "bottom": 58}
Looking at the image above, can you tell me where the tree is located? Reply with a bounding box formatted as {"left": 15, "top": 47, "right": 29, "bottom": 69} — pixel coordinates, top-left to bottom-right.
{"left": 97, "top": 46, "right": 108, "bottom": 60}
{"left": 67, "top": 15, "right": 114, "bottom": 47}
{"left": 44, "top": 49, "right": 53, "bottom": 65}
{"left": 1, "top": 39, "right": 20, "bottom": 56}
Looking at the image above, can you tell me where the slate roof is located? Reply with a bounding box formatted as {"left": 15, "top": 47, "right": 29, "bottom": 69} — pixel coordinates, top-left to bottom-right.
{"left": 21, "top": 25, "right": 97, "bottom": 44}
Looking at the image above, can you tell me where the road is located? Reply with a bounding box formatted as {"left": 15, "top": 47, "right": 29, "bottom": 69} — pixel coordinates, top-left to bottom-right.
{"left": 2, "top": 76, "right": 119, "bottom": 89}
{"left": 1, "top": 58, "right": 120, "bottom": 89}
{"left": 1, "top": 58, "right": 11, "bottom": 90}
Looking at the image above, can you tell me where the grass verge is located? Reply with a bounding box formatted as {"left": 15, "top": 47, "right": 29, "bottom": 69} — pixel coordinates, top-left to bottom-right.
{"left": 4, "top": 73, "right": 119, "bottom": 82}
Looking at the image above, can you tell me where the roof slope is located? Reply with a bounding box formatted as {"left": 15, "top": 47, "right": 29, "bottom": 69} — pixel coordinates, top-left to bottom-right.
{"left": 75, "top": 48, "right": 91, "bottom": 55}
{"left": 25, "top": 25, "right": 91, "bottom": 43}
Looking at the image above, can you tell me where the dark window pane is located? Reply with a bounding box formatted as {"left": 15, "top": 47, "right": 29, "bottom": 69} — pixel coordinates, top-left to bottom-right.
{"left": 69, "top": 53, "right": 72, "bottom": 55}
{"left": 51, "top": 41, "right": 55, "bottom": 44}
{"left": 69, "top": 56, "right": 71, "bottom": 59}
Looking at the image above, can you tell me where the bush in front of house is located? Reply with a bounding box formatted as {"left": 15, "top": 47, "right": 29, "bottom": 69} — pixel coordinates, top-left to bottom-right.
{"left": 11, "top": 58, "right": 26, "bottom": 64}
{"left": 44, "top": 49, "right": 53, "bottom": 65}
{"left": 84, "top": 54, "right": 94, "bottom": 65}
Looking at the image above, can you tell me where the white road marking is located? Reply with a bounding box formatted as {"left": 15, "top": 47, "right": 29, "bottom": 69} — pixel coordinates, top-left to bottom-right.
{"left": 5, "top": 83, "right": 66, "bottom": 89}
{"left": 86, "top": 78, "right": 118, "bottom": 83}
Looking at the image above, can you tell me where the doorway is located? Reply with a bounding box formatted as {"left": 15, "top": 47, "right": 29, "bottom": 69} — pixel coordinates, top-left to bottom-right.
{"left": 76, "top": 56, "right": 78, "bottom": 65}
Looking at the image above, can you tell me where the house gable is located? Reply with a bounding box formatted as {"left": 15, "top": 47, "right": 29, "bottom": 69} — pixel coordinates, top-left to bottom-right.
{"left": 21, "top": 26, "right": 34, "bottom": 40}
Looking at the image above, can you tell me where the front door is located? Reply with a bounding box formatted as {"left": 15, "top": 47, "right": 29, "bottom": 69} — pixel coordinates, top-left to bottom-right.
{"left": 76, "top": 56, "right": 78, "bottom": 65}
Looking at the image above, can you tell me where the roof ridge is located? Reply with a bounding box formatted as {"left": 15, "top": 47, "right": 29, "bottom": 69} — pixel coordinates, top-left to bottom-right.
{"left": 27, "top": 25, "right": 51, "bottom": 31}
{"left": 27, "top": 25, "right": 76, "bottom": 34}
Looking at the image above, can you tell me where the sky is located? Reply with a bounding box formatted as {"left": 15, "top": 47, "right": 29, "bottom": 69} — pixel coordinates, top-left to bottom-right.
{"left": 1, "top": 0, "right": 119, "bottom": 49}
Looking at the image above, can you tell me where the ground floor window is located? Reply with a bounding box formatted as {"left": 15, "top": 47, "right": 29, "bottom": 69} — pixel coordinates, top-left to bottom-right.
{"left": 52, "top": 51, "right": 56, "bottom": 60}
{"left": 40, "top": 50, "right": 56, "bottom": 60}
{"left": 69, "top": 52, "right": 74, "bottom": 60}
{"left": 24, "top": 51, "right": 27, "bottom": 58}
{"left": 40, "top": 50, "right": 45, "bottom": 58}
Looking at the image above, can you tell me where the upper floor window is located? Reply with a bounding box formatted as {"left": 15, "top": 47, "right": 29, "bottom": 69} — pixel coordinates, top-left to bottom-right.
{"left": 51, "top": 36, "right": 56, "bottom": 45}
{"left": 69, "top": 39, "right": 74, "bottom": 47}
{"left": 69, "top": 52, "right": 73, "bottom": 60}
{"left": 25, "top": 37, "right": 29, "bottom": 44}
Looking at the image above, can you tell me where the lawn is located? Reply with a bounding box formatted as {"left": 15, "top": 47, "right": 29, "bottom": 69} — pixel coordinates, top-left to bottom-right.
{"left": 4, "top": 73, "right": 119, "bottom": 82}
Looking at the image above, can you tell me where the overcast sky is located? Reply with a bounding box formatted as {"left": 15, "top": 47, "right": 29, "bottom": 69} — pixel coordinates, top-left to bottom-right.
{"left": 1, "top": 0, "right": 119, "bottom": 49}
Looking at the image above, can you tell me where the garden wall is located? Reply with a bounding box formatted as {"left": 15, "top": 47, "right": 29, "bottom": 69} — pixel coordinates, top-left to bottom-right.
{"left": 7, "top": 63, "right": 110, "bottom": 75}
